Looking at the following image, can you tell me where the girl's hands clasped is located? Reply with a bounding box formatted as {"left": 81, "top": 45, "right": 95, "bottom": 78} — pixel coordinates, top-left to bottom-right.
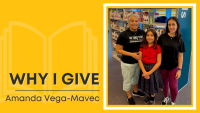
{"left": 142, "top": 71, "right": 150, "bottom": 79}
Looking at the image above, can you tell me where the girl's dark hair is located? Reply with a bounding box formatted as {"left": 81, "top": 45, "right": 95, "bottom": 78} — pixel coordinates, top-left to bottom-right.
{"left": 166, "top": 17, "right": 182, "bottom": 44}
{"left": 140, "top": 29, "right": 157, "bottom": 49}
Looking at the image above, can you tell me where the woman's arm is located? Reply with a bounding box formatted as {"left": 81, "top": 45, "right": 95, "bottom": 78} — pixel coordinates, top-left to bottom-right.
{"left": 175, "top": 52, "right": 183, "bottom": 79}
{"left": 116, "top": 44, "right": 141, "bottom": 60}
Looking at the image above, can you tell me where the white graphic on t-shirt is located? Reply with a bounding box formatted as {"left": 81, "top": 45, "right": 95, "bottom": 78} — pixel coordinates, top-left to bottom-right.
{"left": 129, "top": 35, "right": 143, "bottom": 43}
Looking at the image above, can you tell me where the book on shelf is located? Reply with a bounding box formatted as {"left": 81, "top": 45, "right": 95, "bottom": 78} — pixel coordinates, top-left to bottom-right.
{"left": 117, "top": 11, "right": 122, "bottom": 20}
{"left": 124, "top": 10, "right": 136, "bottom": 21}
{"left": 124, "top": 11, "right": 129, "bottom": 21}
{"left": 136, "top": 11, "right": 143, "bottom": 22}
{"left": 111, "top": 11, "right": 114, "bottom": 19}
{"left": 122, "top": 21, "right": 128, "bottom": 30}
{"left": 110, "top": 9, "right": 118, "bottom": 19}
{"left": 149, "top": 9, "right": 154, "bottom": 24}
{"left": 115, "top": 11, "right": 120, "bottom": 20}
{"left": 110, "top": 21, "right": 113, "bottom": 28}
{"left": 112, "top": 31, "right": 120, "bottom": 40}
{"left": 112, "top": 21, "right": 116, "bottom": 29}
{"left": 113, "top": 40, "right": 116, "bottom": 48}
{"left": 110, "top": 20, "right": 119, "bottom": 30}
{"left": 149, "top": 13, "right": 154, "bottom": 24}
{"left": 112, "top": 31, "right": 115, "bottom": 39}
{"left": 115, "top": 31, "right": 120, "bottom": 40}
{"left": 120, "top": 27, "right": 125, "bottom": 32}
{"left": 120, "top": 11, "right": 124, "bottom": 20}
{"left": 114, "top": 11, "right": 117, "bottom": 19}
{"left": 113, "top": 21, "right": 120, "bottom": 29}
{"left": 143, "top": 12, "right": 149, "bottom": 23}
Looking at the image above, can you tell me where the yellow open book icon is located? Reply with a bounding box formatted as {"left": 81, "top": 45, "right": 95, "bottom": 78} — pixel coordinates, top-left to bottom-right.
{"left": 0, "top": 21, "right": 98, "bottom": 103}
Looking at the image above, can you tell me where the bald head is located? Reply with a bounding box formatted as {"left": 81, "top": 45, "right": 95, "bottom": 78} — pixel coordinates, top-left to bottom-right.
{"left": 128, "top": 14, "right": 139, "bottom": 31}
{"left": 128, "top": 14, "right": 139, "bottom": 22}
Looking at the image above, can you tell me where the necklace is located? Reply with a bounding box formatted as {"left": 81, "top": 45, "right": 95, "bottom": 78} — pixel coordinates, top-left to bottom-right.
{"left": 168, "top": 33, "right": 176, "bottom": 40}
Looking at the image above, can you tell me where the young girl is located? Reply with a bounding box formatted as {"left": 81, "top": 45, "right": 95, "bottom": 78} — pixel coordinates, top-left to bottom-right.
{"left": 138, "top": 29, "right": 164, "bottom": 105}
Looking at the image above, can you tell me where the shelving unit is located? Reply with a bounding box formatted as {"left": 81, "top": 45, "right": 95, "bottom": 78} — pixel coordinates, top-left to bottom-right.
{"left": 108, "top": 8, "right": 179, "bottom": 62}
{"left": 110, "top": 18, "right": 167, "bottom": 26}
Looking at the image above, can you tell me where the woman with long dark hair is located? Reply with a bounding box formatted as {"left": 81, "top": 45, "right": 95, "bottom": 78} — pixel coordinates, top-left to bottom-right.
{"left": 157, "top": 17, "right": 186, "bottom": 105}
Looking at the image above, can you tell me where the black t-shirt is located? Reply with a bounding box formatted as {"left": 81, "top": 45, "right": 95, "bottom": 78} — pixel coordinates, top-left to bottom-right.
{"left": 116, "top": 28, "right": 145, "bottom": 64}
{"left": 157, "top": 33, "right": 186, "bottom": 70}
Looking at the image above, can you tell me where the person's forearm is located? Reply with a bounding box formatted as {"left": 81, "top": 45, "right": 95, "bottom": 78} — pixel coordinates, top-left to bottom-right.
{"left": 116, "top": 49, "right": 133, "bottom": 56}
{"left": 148, "top": 62, "right": 161, "bottom": 74}
{"left": 178, "top": 54, "right": 183, "bottom": 69}
{"left": 138, "top": 60, "right": 146, "bottom": 73}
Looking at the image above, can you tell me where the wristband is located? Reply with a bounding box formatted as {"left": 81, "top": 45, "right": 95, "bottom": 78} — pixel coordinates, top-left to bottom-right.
{"left": 178, "top": 68, "right": 182, "bottom": 71}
